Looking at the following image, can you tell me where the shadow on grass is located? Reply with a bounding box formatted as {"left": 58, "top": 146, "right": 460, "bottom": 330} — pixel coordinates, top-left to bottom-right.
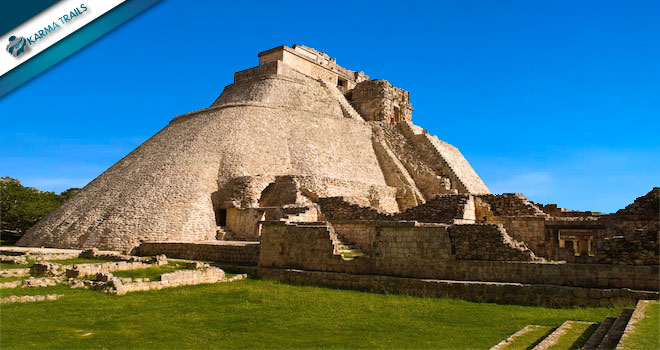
{"left": 569, "top": 323, "right": 599, "bottom": 349}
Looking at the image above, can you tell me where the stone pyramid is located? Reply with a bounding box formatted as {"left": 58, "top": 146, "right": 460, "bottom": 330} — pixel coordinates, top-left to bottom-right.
{"left": 18, "top": 44, "right": 489, "bottom": 251}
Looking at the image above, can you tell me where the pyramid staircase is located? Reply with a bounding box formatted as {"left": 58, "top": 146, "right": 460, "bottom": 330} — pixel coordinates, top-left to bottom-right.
{"left": 490, "top": 300, "right": 655, "bottom": 350}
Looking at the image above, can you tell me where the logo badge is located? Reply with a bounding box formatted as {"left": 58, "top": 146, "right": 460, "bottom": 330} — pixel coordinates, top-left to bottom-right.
{"left": 6, "top": 36, "right": 28, "bottom": 57}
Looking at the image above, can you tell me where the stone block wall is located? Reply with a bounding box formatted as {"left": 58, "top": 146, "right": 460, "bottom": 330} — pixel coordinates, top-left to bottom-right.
{"left": 397, "top": 195, "right": 474, "bottom": 223}
{"left": 500, "top": 216, "right": 550, "bottom": 258}
{"left": 226, "top": 208, "right": 266, "bottom": 240}
{"left": 349, "top": 79, "right": 412, "bottom": 123}
{"left": 257, "top": 221, "right": 659, "bottom": 291}
{"left": 477, "top": 193, "right": 547, "bottom": 217}
{"left": 332, "top": 221, "right": 379, "bottom": 254}
{"left": 372, "top": 223, "right": 452, "bottom": 260}
{"left": 138, "top": 242, "right": 260, "bottom": 265}
{"left": 616, "top": 187, "right": 659, "bottom": 217}
{"left": 448, "top": 224, "right": 537, "bottom": 261}
{"left": 259, "top": 222, "right": 348, "bottom": 271}
{"left": 597, "top": 229, "right": 659, "bottom": 265}
{"left": 318, "top": 197, "right": 391, "bottom": 221}
{"left": 318, "top": 195, "right": 473, "bottom": 224}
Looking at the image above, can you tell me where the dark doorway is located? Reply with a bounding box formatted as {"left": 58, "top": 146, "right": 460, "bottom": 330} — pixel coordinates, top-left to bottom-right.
{"left": 216, "top": 208, "right": 227, "bottom": 226}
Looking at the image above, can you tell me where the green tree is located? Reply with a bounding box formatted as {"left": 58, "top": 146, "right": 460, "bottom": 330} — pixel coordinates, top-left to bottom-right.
{"left": 0, "top": 177, "right": 69, "bottom": 235}
{"left": 60, "top": 188, "right": 81, "bottom": 201}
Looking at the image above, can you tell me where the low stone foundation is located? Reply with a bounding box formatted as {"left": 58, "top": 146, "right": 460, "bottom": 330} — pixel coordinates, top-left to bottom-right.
{"left": 138, "top": 241, "right": 260, "bottom": 265}
{"left": 0, "top": 255, "right": 28, "bottom": 264}
{"left": 0, "top": 268, "right": 30, "bottom": 277}
{"left": 98, "top": 268, "right": 247, "bottom": 295}
{"left": 0, "top": 277, "right": 61, "bottom": 289}
{"left": 0, "top": 294, "right": 63, "bottom": 304}
{"left": 65, "top": 261, "right": 158, "bottom": 278}
{"left": 252, "top": 267, "right": 658, "bottom": 307}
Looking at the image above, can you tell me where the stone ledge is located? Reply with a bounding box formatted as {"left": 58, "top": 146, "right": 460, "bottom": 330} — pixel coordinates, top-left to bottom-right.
{"left": 251, "top": 267, "right": 659, "bottom": 307}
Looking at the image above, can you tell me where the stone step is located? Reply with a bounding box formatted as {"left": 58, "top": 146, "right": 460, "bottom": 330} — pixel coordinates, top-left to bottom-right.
{"left": 335, "top": 241, "right": 365, "bottom": 260}
{"left": 532, "top": 320, "right": 595, "bottom": 350}
{"left": 583, "top": 317, "right": 616, "bottom": 349}
{"left": 489, "top": 325, "right": 552, "bottom": 350}
{"left": 597, "top": 309, "right": 634, "bottom": 349}
{"left": 615, "top": 300, "right": 656, "bottom": 350}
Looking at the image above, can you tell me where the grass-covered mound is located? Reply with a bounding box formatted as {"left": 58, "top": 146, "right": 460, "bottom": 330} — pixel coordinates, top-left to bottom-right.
{"left": 0, "top": 279, "right": 627, "bottom": 349}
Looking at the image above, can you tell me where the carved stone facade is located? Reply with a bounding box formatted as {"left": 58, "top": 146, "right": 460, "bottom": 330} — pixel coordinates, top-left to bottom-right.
{"left": 349, "top": 79, "right": 413, "bottom": 123}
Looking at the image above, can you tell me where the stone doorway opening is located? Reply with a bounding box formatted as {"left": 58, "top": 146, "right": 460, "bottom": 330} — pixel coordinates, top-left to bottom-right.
{"left": 216, "top": 208, "right": 227, "bottom": 226}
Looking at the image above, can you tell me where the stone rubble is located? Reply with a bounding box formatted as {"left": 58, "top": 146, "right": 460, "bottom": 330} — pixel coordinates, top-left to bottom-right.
{"left": 30, "top": 262, "right": 66, "bottom": 277}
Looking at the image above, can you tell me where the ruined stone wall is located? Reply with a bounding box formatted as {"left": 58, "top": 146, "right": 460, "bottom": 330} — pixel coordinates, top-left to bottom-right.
{"left": 317, "top": 195, "right": 473, "bottom": 224}
{"left": 475, "top": 194, "right": 553, "bottom": 258}
{"left": 259, "top": 222, "right": 347, "bottom": 271}
{"left": 501, "top": 216, "right": 551, "bottom": 258}
{"left": 616, "top": 187, "right": 659, "bottom": 218}
{"left": 397, "top": 195, "right": 474, "bottom": 223}
{"left": 350, "top": 80, "right": 412, "bottom": 123}
{"left": 253, "top": 268, "right": 658, "bottom": 307}
{"left": 226, "top": 208, "right": 266, "bottom": 240}
{"left": 331, "top": 221, "right": 378, "bottom": 254}
{"left": 474, "top": 189, "right": 659, "bottom": 265}
{"left": 372, "top": 224, "right": 452, "bottom": 260}
{"left": 257, "top": 221, "right": 657, "bottom": 291}
{"left": 597, "top": 229, "right": 659, "bottom": 265}
{"left": 477, "top": 193, "right": 547, "bottom": 217}
{"left": 317, "top": 197, "right": 391, "bottom": 221}
{"left": 448, "top": 224, "right": 537, "bottom": 261}
{"left": 138, "top": 242, "right": 260, "bottom": 265}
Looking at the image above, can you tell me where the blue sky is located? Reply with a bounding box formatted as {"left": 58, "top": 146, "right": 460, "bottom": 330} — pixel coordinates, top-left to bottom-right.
{"left": 1, "top": 0, "right": 658, "bottom": 213}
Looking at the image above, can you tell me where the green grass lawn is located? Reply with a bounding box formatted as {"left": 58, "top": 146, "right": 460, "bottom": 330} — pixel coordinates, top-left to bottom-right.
{"left": 499, "top": 325, "right": 553, "bottom": 350}
{"left": 0, "top": 278, "right": 629, "bottom": 349}
{"left": 0, "top": 261, "right": 33, "bottom": 269}
{"left": 621, "top": 302, "right": 660, "bottom": 350}
{"left": 547, "top": 322, "right": 597, "bottom": 350}
{"left": 0, "top": 276, "right": 25, "bottom": 283}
